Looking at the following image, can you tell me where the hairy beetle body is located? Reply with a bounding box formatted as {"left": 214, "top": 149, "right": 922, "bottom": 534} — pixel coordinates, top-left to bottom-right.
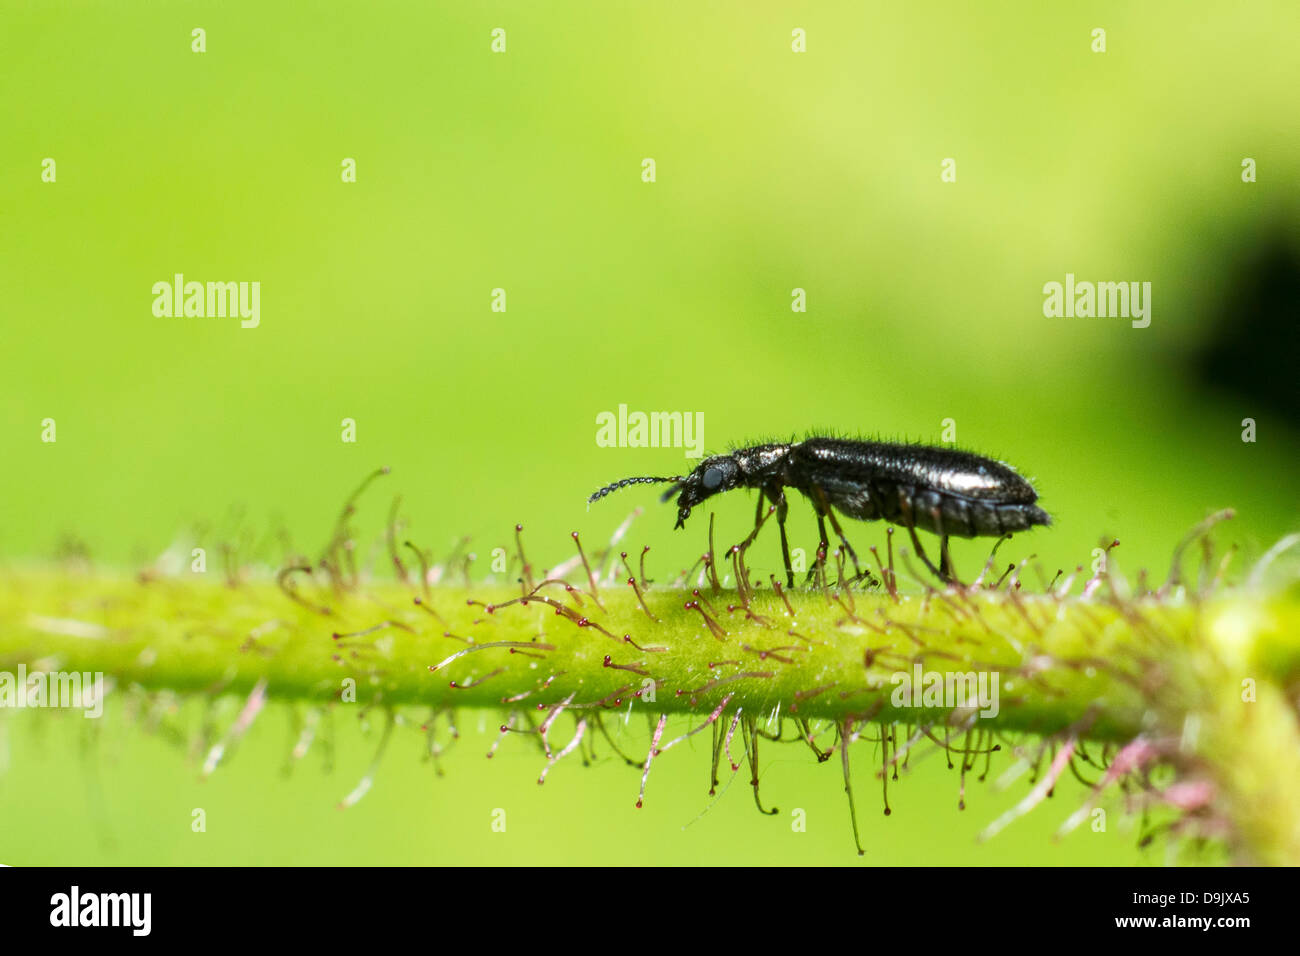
{"left": 589, "top": 436, "right": 1049, "bottom": 586}
{"left": 788, "top": 438, "right": 1047, "bottom": 538}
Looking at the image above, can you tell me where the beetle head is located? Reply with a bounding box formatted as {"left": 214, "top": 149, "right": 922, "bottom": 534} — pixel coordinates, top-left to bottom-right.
{"left": 667, "top": 455, "right": 741, "bottom": 528}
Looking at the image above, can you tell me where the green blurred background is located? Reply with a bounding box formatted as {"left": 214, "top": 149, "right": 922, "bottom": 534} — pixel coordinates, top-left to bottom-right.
{"left": 1, "top": 1, "right": 1296, "bottom": 865}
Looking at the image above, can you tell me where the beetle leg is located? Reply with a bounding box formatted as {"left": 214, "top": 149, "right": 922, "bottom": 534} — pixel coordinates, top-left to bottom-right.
{"left": 898, "top": 488, "right": 948, "bottom": 584}
{"left": 768, "top": 487, "right": 794, "bottom": 588}
{"left": 807, "top": 484, "right": 863, "bottom": 584}
{"left": 824, "top": 503, "right": 863, "bottom": 581}
{"left": 797, "top": 488, "right": 832, "bottom": 587}
{"left": 729, "top": 490, "right": 773, "bottom": 558}
{"left": 813, "top": 512, "right": 831, "bottom": 588}
{"left": 939, "top": 535, "right": 957, "bottom": 584}
{"left": 929, "top": 503, "right": 960, "bottom": 586}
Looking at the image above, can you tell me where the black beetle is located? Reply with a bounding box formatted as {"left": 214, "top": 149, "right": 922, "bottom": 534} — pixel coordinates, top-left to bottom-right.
{"left": 589, "top": 437, "right": 1049, "bottom": 587}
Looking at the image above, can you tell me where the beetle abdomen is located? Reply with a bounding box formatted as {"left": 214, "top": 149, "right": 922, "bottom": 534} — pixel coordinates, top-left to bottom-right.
{"left": 792, "top": 438, "right": 1049, "bottom": 538}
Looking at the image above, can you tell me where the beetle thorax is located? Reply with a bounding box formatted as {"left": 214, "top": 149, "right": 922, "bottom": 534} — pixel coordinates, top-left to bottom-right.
{"left": 732, "top": 443, "right": 793, "bottom": 484}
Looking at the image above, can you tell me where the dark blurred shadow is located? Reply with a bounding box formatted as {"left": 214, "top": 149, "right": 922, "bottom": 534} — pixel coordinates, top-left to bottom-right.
{"left": 1194, "top": 226, "right": 1300, "bottom": 419}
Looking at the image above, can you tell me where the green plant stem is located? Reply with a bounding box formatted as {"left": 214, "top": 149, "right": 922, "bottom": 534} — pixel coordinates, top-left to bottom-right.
{"left": 3, "top": 567, "right": 1299, "bottom": 861}
{"left": 0, "top": 569, "right": 1167, "bottom": 730}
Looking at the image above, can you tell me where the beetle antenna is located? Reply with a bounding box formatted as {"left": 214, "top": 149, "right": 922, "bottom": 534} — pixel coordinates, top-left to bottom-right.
{"left": 588, "top": 476, "right": 682, "bottom": 504}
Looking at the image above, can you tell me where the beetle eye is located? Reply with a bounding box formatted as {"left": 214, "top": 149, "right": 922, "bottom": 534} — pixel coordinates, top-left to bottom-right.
{"left": 702, "top": 466, "right": 723, "bottom": 490}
